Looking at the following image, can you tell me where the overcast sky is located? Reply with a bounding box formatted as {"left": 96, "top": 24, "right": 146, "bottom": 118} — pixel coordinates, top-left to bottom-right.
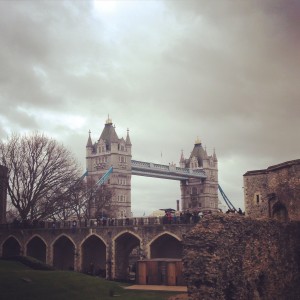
{"left": 0, "top": 0, "right": 299, "bottom": 216}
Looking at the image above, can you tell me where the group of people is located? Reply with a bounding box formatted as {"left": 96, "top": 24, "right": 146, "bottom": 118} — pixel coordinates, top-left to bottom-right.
{"left": 9, "top": 207, "right": 246, "bottom": 231}
{"left": 226, "top": 208, "right": 245, "bottom": 215}
{"left": 162, "top": 209, "right": 207, "bottom": 224}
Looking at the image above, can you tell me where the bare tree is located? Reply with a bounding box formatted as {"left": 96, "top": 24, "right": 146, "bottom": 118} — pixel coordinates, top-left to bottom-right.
{"left": 68, "top": 179, "right": 113, "bottom": 221}
{"left": 0, "top": 132, "right": 81, "bottom": 221}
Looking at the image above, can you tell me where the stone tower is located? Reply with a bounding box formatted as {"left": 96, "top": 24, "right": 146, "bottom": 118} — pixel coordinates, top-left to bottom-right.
{"left": 180, "top": 138, "right": 219, "bottom": 212}
{"left": 86, "top": 117, "right": 132, "bottom": 219}
{"left": 0, "top": 165, "right": 8, "bottom": 224}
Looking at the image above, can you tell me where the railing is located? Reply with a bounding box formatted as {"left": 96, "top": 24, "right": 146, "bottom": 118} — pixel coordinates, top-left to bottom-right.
{"left": 0, "top": 215, "right": 200, "bottom": 230}
{"left": 131, "top": 160, "right": 150, "bottom": 168}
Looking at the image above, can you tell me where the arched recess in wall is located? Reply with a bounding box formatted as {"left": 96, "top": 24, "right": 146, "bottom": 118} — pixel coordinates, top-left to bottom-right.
{"left": 113, "top": 231, "right": 141, "bottom": 281}
{"left": 2, "top": 236, "right": 21, "bottom": 258}
{"left": 26, "top": 235, "right": 47, "bottom": 263}
{"left": 81, "top": 234, "right": 107, "bottom": 277}
{"left": 272, "top": 202, "right": 289, "bottom": 222}
{"left": 52, "top": 235, "right": 75, "bottom": 271}
{"left": 149, "top": 232, "right": 182, "bottom": 259}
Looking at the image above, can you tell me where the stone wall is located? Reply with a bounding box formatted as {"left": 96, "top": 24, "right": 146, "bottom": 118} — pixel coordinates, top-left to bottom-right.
{"left": 244, "top": 159, "right": 300, "bottom": 221}
{"left": 183, "top": 214, "right": 300, "bottom": 300}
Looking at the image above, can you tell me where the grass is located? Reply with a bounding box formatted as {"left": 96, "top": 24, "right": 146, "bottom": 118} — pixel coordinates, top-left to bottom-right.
{"left": 0, "top": 259, "right": 179, "bottom": 300}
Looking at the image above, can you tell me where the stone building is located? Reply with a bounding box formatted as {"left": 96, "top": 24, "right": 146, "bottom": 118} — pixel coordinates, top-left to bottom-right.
{"left": 243, "top": 159, "right": 300, "bottom": 221}
{"left": 86, "top": 117, "right": 132, "bottom": 219}
{"left": 0, "top": 165, "right": 8, "bottom": 224}
{"left": 179, "top": 138, "right": 219, "bottom": 213}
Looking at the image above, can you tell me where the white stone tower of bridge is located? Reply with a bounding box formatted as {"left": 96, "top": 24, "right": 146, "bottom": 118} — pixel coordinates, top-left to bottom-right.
{"left": 86, "top": 117, "right": 132, "bottom": 219}
{"left": 179, "top": 138, "right": 219, "bottom": 212}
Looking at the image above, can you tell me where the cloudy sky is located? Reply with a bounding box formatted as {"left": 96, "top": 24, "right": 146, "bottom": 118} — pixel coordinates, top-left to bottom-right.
{"left": 0, "top": 0, "right": 299, "bottom": 216}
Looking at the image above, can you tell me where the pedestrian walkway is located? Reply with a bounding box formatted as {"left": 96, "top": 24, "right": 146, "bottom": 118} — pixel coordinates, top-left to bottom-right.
{"left": 123, "top": 285, "right": 187, "bottom": 292}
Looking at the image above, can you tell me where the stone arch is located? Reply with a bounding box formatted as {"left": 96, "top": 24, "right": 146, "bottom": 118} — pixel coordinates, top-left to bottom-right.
{"left": 113, "top": 230, "right": 142, "bottom": 280}
{"left": 80, "top": 234, "right": 107, "bottom": 277}
{"left": 272, "top": 202, "right": 289, "bottom": 222}
{"left": 2, "top": 235, "right": 21, "bottom": 258}
{"left": 149, "top": 232, "right": 182, "bottom": 259}
{"left": 52, "top": 234, "right": 76, "bottom": 270}
{"left": 25, "top": 235, "right": 47, "bottom": 263}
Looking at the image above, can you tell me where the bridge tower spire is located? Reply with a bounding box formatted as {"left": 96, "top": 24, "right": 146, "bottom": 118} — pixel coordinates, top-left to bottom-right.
{"left": 85, "top": 118, "right": 132, "bottom": 219}
{"left": 180, "top": 137, "right": 219, "bottom": 213}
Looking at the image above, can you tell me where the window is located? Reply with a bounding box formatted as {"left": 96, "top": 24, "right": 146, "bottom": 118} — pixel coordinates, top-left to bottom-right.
{"left": 119, "top": 156, "right": 126, "bottom": 163}
{"left": 254, "top": 193, "right": 261, "bottom": 205}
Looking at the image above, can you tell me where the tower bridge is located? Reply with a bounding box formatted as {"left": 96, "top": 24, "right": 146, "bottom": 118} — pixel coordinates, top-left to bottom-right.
{"left": 0, "top": 117, "right": 219, "bottom": 285}
{"left": 86, "top": 117, "right": 219, "bottom": 219}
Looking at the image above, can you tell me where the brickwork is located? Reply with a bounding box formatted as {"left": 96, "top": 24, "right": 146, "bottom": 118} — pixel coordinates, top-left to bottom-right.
{"left": 183, "top": 214, "right": 300, "bottom": 300}
{"left": 244, "top": 159, "right": 300, "bottom": 221}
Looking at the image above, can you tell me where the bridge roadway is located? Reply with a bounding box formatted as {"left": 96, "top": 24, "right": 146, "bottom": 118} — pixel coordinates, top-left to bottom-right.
{"left": 0, "top": 216, "right": 197, "bottom": 281}
{"left": 131, "top": 160, "right": 206, "bottom": 180}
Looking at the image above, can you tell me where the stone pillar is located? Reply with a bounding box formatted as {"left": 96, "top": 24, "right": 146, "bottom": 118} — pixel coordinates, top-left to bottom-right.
{"left": 47, "top": 244, "right": 53, "bottom": 266}
{"left": 180, "top": 180, "right": 188, "bottom": 211}
{"left": 74, "top": 245, "right": 80, "bottom": 271}
{"left": 106, "top": 231, "right": 113, "bottom": 280}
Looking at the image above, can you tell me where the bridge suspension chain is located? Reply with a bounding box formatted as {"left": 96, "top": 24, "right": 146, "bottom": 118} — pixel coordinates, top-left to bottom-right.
{"left": 218, "top": 184, "right": 237, "bottom": 212}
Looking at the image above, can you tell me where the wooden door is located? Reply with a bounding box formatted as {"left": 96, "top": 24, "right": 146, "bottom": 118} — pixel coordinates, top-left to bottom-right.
{"left": 167, "top": 262, "right": 176, "bottom": 286}
{"left": 148, "top": 261, "right": 159, "bottom": 284}
{"left": 137, "top": 261, "right": 147, "bottom": 284}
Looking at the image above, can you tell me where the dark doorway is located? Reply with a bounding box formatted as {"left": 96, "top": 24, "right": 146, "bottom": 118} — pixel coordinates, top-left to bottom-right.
{"left": 81, "top": 235, "right": 106, "bottom": 277}
{"left": 27, "top": 236, "right": 46, "bottom": 263}
{"left": 2, "top": 236, "right": 21, "bottom": 258}
{"left": 150, "top": 234, "right": 182, "bottom": 258}
{"left": 272, "top": 202, "right": 288, "bottom": 222}
{"left": 53, "top": 235, "right": 75, "bottom": 270}
{"left": 114, "top": 232, "right": 140, "bottom": 280}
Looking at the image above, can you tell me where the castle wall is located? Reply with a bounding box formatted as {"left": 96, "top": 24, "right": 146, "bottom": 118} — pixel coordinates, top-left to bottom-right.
{"left": 183, "top": 214, "right": 300, "bottom": 300}
{"left": 244, "top": 160, "right": 300, "bottom": 221}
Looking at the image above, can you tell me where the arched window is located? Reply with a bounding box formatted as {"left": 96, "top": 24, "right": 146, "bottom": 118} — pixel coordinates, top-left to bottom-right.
{"left": 272, "top": 202, "right": 288, "bottom": 222}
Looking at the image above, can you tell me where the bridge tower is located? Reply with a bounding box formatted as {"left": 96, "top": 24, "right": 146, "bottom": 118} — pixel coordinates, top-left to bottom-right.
{"left": 86, "top": 117, "right": 132, "bottom": 219}
{"left": 179, "top": 138, "right": 218, "bottom": 213}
